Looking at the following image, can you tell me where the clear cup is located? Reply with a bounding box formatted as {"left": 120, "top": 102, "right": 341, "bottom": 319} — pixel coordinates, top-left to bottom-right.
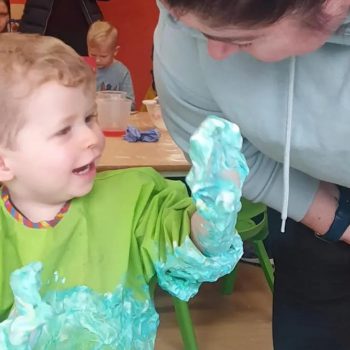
{"left": 96, "top": 91, "right": 131, "bottom": 137}
{"left": 142, "top": 99, "right": 166, "bottom": 130}
{"left": 97, "top": 90, "right": 127, "bottom": 100}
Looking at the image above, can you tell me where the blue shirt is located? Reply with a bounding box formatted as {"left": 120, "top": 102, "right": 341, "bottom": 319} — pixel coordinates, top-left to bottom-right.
{"left": 96, "top": 60, "right": 136, "bottom": 110}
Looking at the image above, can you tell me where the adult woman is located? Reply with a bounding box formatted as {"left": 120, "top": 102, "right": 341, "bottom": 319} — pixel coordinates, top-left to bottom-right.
{"left": 18, "top": 0, "right": 109, "bottom": 55}
{"left": 0, "top": 0, "right": 10, "bottom": 33}
{"left": 154, "top": 0, "right": 350, "bottom": 349}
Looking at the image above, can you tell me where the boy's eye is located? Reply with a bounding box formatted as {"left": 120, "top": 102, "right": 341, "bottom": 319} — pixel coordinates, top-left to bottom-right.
{"left": 56, "top": 126, "right": 71, "bottom": 136}
{"left": 85, "top": 114, "right": 97, "bottom": 124}
{"left": 237, "top": 43, "right": 252, "bottom": 48}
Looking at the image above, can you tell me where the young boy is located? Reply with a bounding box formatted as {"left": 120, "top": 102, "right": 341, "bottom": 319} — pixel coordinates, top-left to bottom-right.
{"left": 0, "top": 33, "right": 247, "bottom": 349}
{"left": 87, "top": 20, "right": 136, "bottom": 110}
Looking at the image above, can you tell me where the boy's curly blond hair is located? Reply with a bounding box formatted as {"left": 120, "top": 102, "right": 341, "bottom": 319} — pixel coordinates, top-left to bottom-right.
{"left": 0, "top": 33, "right": 95, "bottom": 149}
{"left": 87, "top": 21, "right": 118, "bottom": 50}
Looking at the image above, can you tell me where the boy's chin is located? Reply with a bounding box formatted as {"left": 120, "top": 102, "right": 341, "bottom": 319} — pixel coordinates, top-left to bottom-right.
{"left": 69, "top": 182, "right": 95, "bottom": 200}
{"left": 74, "top": 187, "right": 94, "bottom": 199}
{"left": 97, "top": 62, "right": 113, "bottom": 69}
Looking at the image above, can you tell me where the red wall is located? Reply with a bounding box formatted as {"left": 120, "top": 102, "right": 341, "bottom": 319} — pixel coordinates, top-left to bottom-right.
{"left": 11, "top": 0, "right": 159, "bottom": 109}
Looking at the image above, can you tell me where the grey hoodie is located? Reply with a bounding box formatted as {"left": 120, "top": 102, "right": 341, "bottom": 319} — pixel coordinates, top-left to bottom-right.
{"left": 154, "top": 1, "right": 350, "bottom": 222}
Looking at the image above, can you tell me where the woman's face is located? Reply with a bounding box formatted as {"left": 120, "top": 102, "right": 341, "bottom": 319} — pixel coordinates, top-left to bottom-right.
{"left": 170, "top": 2, "right": 349, "bottom": 62}
{"left": 0, "top": 1, "right": 9, "bottom": 33}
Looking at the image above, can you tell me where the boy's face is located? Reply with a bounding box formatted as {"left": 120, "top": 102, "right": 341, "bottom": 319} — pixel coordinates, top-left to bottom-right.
{"left": 3, "top": 81, "right": 105, "bottom": 206}
{"left": 88, "top": 44, "right": 118, "bottom": 69}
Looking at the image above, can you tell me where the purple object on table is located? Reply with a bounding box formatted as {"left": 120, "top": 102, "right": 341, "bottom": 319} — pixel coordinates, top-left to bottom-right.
{"left": 123, "top": 126, "right": 160, "bottom": 142}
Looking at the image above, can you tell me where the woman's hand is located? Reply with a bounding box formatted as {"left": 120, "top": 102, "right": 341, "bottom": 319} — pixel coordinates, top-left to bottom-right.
{"left": 340, "top": 226, "right": 350, "bottom": 244}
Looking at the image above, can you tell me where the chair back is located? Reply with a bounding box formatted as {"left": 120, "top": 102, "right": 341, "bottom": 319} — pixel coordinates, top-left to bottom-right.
{"left": 237, "top": 198, "right": 268, "bottom": 241}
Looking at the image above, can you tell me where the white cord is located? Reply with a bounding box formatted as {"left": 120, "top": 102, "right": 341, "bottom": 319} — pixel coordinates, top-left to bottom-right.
{"left": 281, "top": 56, "right": 296, "bottom": 232}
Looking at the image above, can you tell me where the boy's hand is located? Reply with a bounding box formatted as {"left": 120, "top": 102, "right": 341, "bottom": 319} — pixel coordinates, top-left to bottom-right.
{"left": 186, "top": 115, "right": 249, "bottom": 256}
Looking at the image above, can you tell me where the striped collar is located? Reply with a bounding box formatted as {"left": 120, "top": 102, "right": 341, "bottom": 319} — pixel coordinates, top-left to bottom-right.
{"left": 1, "top": 186, "right": 70, "bottom": 228}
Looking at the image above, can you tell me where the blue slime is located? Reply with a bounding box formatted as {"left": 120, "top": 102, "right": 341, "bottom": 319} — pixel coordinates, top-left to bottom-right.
{"left": 156, "top": 115, "right": 249, "bottom": 300}
{"left": 0, "top": 263, "right": 158, "bottom": 349}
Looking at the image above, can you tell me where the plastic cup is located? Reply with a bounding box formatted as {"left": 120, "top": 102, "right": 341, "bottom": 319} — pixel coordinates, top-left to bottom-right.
{"left": 96, "top": 91, "right": 131, "bottom": 137}
{"left": 142, "top": 99, "right": 166, "bottom": 130}
{"left": 98, "top": 90, "right": 127, "bottom": 99}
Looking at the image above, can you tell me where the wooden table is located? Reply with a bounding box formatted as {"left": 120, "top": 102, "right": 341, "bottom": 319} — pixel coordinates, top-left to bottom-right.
{"left": 98, "top": 112, "right": 191, "bottom": 177}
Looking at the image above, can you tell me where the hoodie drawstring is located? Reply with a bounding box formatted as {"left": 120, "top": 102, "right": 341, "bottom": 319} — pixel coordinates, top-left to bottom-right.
{"left": 281, "top": 56, "right": 296, "bottom": 232}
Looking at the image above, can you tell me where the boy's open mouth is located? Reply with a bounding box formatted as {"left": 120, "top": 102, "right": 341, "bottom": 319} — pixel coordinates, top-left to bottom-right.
{"left": 72, "top": 162, "right": 94, "bottom": 175}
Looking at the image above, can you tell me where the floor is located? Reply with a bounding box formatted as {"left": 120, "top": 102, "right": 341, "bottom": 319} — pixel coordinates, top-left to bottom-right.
{"left": 155, "top": 263, "right": 273, "bottom": 350}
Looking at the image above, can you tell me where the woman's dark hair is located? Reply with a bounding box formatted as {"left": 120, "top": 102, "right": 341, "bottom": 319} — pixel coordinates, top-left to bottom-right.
{"left": 165, "top": 0, "right": 328, "bottom": 29}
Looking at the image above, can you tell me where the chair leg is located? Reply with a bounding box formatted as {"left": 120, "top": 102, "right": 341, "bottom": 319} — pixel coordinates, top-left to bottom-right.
{"left": 221, "top": 265, "right": 238, "bottom": 295}
{"left": 172, "top": 297, "right": 199, "bottom": 350}
{"left": 252, "top": 240, "right": 274, "bottom": 292}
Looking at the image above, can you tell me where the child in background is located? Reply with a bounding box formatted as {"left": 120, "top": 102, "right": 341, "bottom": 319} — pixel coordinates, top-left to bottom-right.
{"left": 87, "top": 20, "right": 136, "bottom": 110}
{"left": 0, "top": 33, "right": 247, "bottom": 349}
{"left": 0, "top": 0, "right": 9, "bottom": 33}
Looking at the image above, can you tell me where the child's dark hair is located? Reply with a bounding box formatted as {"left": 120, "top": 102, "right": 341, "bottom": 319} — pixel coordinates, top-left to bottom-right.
{"left": 164, "top": 0, "right": 328, "bottom": 29}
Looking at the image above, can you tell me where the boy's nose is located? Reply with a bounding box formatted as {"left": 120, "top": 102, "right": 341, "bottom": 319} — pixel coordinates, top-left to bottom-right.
{"left": 82, "top": 125, "right": 104, "bottom": 151}
{"left": 207, "top": 40, "right": 240, "bottom": 60}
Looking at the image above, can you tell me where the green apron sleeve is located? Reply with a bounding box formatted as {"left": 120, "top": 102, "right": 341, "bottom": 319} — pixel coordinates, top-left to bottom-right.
{"left": 133, "top": 170, "right": 242, "bottom": 301}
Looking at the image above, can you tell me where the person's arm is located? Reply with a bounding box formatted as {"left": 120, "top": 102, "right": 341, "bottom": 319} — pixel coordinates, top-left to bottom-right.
{"left": 301, "top": 182, "right": 350, "bottom": 243}
{"left": 134, "top": 169, "right": 236, "bottom": 302}
{"left": 152, "top": 116, "right": 247, "bottom": 301}
{"left": 186, "top": 116, "right": 248, "bottom": 256}
{"left": 134, "top": 148, "right": 245, "bottom": 302}
{"left": 120, "top": 68, "right": 135, "bottom": 110}
{"left": 240, "top": 141, "right": 350, "bottom": 244}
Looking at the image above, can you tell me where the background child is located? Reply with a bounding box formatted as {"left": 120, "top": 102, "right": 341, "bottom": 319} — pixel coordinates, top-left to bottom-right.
{"left": 87, "top": 20, "right": 136, "bottom": 110}
{"left": 0, "top": 33, "right": 247, "bottom": 348}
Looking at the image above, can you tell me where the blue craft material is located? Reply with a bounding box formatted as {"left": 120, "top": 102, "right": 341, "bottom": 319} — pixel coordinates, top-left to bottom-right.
{"left": 0, "top": 263, "right": 158, "bottom": 349}
{"left": 186, "top": 115, "right": 249, "bottom": 255}
{"left": 155, "top": 235, "right": 243, "bottom": 301}
{"left": 156, "top": 115, "right": 249, "bottom": 300}
{"left": 123, "top": 126, "right": 160, "bottom": 142}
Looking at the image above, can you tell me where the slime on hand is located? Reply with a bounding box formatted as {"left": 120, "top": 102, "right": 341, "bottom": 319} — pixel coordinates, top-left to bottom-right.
{"left": 156, "top": 115, "right": 249, "bottom": 300}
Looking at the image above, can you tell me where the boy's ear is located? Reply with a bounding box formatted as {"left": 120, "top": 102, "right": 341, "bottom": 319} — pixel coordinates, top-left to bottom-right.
{"left": 0, "top": 152, "right": 14, "bottom": 182}
{"left": 114, "top": 45, "right": 120, "bottom": 57}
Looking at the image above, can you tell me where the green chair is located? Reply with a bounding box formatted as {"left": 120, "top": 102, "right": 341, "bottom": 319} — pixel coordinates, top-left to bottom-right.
{"left": 150, "top": 280, "right": 199, "bottom": 349}
{"left": 221, "top": 198, "right": 274, "bottom": 294}
{"left": 168, "top": 198, "right": 274, "bottom": 350}
{"left": 171, "top": 296, "right": 199, "bottom": 350}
